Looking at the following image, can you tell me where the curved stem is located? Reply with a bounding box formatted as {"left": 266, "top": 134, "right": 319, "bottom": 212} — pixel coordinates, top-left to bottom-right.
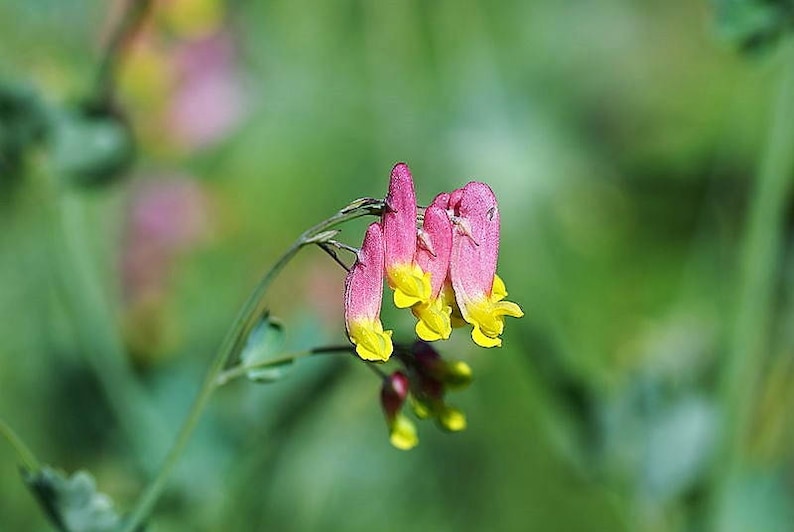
{"left": 93, "top": 0, "right": 154, "bottom": 107}
{"left": 121, "top": 199, "right": 382, "bottom": 531}
{"left": 0, "top": 418, "right": 39, "bottom": 472}
{"left": 711, "top": 40, "right": 794, "bottom": 528}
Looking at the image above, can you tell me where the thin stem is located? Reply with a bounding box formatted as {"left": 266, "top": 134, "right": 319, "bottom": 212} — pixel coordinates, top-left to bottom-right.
{"left": 214, "top": 345, "right": 354, "bottom": 387}
{"left": 0, "top": 418, "right": 39, "bottom": 472}
{"left": 93, "top": 0, "right": 154, "bottom": 107}
{"left": 317, "top": 243, "right": 351, "bottom": 272}
{"left": 711, "top": 40, "right": 794, "bottom": 527}
{"left": 57, "top": 191, "right": 168, "bottom": 472}
{"left": 121, "top": 199, "right": 383, "bottom": 531}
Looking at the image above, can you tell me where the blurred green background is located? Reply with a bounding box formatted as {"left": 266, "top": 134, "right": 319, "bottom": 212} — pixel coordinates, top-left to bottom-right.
{"left": 2, "top": 0, "right": 794, "bottom": 530}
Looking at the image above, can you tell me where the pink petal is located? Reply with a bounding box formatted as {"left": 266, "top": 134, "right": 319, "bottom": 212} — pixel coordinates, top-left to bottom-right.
{"left": 416, "top": 205, "right": 452, "bottom": 298}
{"left": 450, "top": 182, "right": 500, "bottom": 302}
{"left": 431, "top": 192, "right": 450, "bottom": 210}
{"left": 382, "top": 162, "right": 418, "bottom": 270}
{"left": 344, "top": 223, "right": 385, "bottom": 323}
{"left": 448, "top": 187, "right": 465, "bottom": 211}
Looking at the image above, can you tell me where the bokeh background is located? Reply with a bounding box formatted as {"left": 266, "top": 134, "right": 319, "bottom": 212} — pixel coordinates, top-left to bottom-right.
{"left": 2, "top": 0, "right": 794, "bottom": 530}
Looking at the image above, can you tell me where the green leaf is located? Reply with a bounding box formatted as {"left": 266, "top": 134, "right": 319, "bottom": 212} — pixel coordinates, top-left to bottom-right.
{"left": 240, "top": 314, "right": 291, "bottom": 383}
{"left": 50, "top": 106, "right": 134, "bottom": 188}
{"left": 23, "top": 466, "right": 122, "bottom": 532}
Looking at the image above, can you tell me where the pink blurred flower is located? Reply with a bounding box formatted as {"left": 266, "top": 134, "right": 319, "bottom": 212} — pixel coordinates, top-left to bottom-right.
{"left": 167, "top": 33, "right": 244, "bottom": 149}
{"left": 122, "top": 176, "right": 210, "bottom": 303}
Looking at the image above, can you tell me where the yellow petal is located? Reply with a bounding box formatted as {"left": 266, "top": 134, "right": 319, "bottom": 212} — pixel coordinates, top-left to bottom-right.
{"left": 471, "top": 325, "right": 502, "bottom": 348}
{"left": 349, "top": 320, "right": 393, "bottom": 361}
{"left": 389, "top": 415, "right": 419, "bottom": 450}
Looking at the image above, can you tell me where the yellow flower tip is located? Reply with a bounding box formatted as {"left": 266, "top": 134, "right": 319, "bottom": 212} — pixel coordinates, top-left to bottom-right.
{"left": 444, "top": 361, "right": 473, "bottom": 389}
{"left": 463, "top": 283, "right": 524, "bottom": 348}
{"left": 492, "top": 274, "right": 508, "bottom": 301}
{"left": 412, "top": 298, "right": 453, "bottom": 342}
{"left": 389, "top": 264, "right": 432, "bottom": 308}
{"left": 472, "top": 326, "right": 502, "bottom": 348}
{"left": 438, "top": 406, "right": 467, "bottom": 432}
{"left": 348, "top": 320, "right": 393, "bottom": 361}
{"left": 498, "top": 300, "right": 524, "bottom": 319}
{"left": 389, "top": 415, "right": 419, "bottom": 450}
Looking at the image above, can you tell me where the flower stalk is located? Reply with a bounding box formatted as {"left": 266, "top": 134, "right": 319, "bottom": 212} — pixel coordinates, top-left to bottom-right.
{"left": 0, "top": 418, "right": 40, "bottom": 472}
{"left": 121, "top": 198, "right": 384, "bottom": 532}
{"left": 710, "top": 39, "right": 794, "bottom": 528}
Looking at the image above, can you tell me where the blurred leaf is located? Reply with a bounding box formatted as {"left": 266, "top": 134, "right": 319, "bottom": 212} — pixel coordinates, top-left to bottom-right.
{"left": 643, "top": 396, "right": 717, "bottom": 500}
{"left": 0, "top": 80, "right": 47, "bottom": 182}
{"left": 23, "top": 466, "right": 122, "bottom": 532}
{"left": 50, "top": 106, "right": 134, "bottom": 188}
{"left": 713, "top": 0, "right": 794, "bottom": 53}
{"left": 240, "top": 314, "right": 291, "bottom": 383}
{"left": 716, "top": 470, "right": 793, "bottom": 532}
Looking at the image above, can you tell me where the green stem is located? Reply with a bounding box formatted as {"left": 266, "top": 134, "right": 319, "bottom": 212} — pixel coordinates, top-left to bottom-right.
{"left": 0, "top": 418, "right": 39, "bottom": 472}
{"left": 92, "top": 0, "right": 154, "bottom": 108}
{"left": 712, "top": 40, "right": 794, "bottom": 526}
{"left": 56, "top": 191, "right": 168, "bottom": 472}
{"left": 121, "top": 198, "right": 382, "bottom": 531}
{"left": 214, "top": 345, "right": 354, "bottom": 387}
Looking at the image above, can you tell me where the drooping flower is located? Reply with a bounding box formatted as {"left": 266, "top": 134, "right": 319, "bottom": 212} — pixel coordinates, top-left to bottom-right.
{"left": 448, "top": 182, "right": 524, "bottom": 347}
{"left": 411, "top": 195, "right": 454, "bottom": 341}
{"left": 382, "top": 163, "right": 431, "bottom": 309}
{"left": 344, "top": 223, "right": 393, "bottom": 361}
{"left": 380, "top": 371, "right": 418, "bottom": 450}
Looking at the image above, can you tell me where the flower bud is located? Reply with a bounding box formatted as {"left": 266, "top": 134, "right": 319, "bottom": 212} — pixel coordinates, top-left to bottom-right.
{"left": 389, "top": 414, "right": 419, "bottom": 451}
{"left": 442, "top": 360, "right": 473, "bottom": 390}
{"left": 437, "top": 405, "right": 467, "bottom": 432}
{"left": 409, "top": 341, "right": 472, "bottom": 389}
{"left": 380, "top": 371, "right": 409, "bottom": 422}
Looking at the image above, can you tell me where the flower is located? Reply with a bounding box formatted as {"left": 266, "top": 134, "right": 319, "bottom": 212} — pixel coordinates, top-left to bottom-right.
{"left": 377, "top": 342, "right": 471, "bottom": 449}
{"left": 380, "top": 371, "right": 418, "bottom": 450}
{"left": 401, "top": 341, "right": 471, "bottom": 432}
{"left": 344, "top": 223, "right": 394, "bottom": 361}
{"left": 343, "top": 164, "right": 523, "bottom": 360}
{"left": 411, "top": 195, "right": 454, "bottom": 341}
{"left": 382, "top": 163, "right": 431, "bottom": 309}
{"left": 447, "top": 182, "right": 524, "bottom": 347}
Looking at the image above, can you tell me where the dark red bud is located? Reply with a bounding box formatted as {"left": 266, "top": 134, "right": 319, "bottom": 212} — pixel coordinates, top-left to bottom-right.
{"left": 381, "top": 371, "right": 410, "bottom": 420}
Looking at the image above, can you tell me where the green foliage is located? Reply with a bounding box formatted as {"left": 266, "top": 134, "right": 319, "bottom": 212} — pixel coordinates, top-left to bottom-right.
{"left": 714, "top": 0, "right": 794, "bottom": 52}
{"left": 2, "top": 0, "right": 794, "bottom": 530}
{"left": 50, "top": 105, "right": 135, "bottom": 188}
{"left": 240, "top": 314, "right": 292, "bottom": 383}
{"left": 0, "top": 81, "right": 47, "bottom": 183}
{"left": 23, "top": 467, "right": 122, "bottom": 532}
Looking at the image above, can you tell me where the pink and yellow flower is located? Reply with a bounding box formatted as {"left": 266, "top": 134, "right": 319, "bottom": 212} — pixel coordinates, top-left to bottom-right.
{"left": 343, "top": 164, "right": 522, "bottom": 360}
{"left": 382, "top": 163, "right": 431, "bottom": 309}
{"left": 411, "top": 195, "right": 454, "bottom": 341}
{"left": 447, "top": 182, "right": 524, "bottom": 347}
{"left": 344, "top": 223, "right": 394, "bottom": 361}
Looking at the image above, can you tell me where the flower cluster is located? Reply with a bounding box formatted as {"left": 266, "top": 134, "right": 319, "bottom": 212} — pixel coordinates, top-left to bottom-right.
{"left": 380, "top": 342, "right": 473, "bottom": 450}
{"left": 343, "top": 163, "right": 524, "bottom": 362}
